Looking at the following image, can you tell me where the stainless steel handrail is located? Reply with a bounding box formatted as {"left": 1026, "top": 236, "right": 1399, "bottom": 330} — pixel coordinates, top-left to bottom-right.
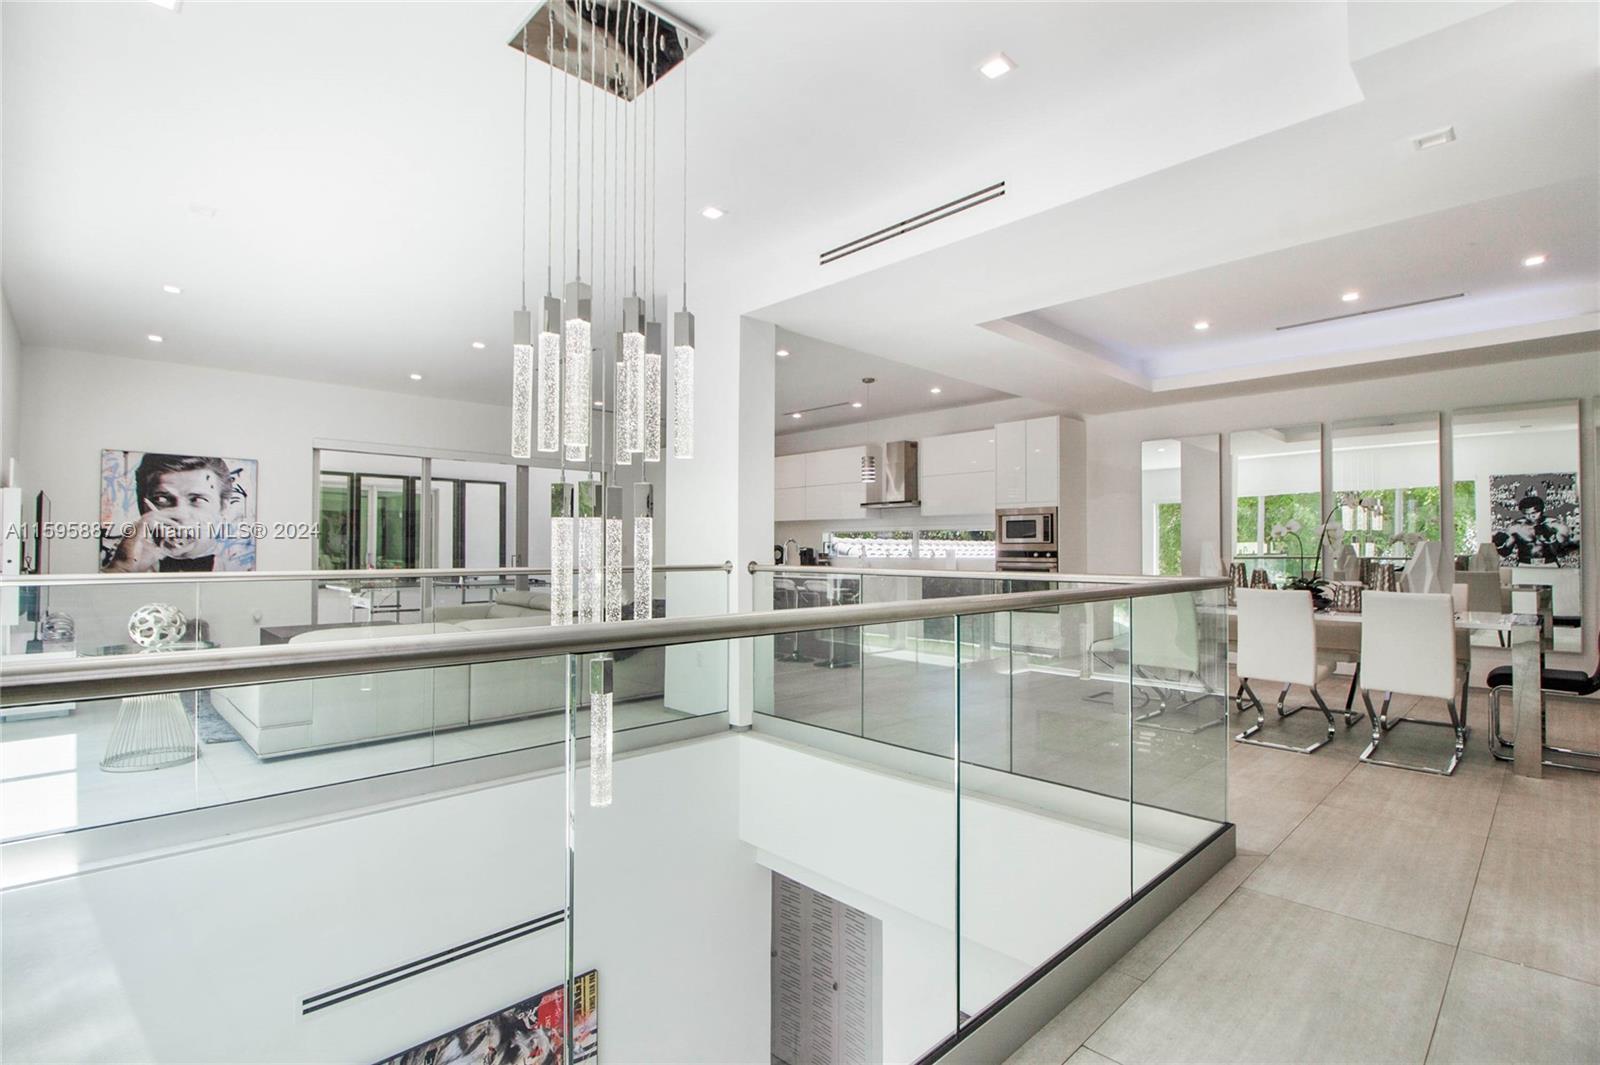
{"left": 750, "top": 563, "right": 1176, "bottom": 584}
{"left": 0, "top": 575, "right": 1229, "bottom": 707}
{"left": 0, "top": 562, "right": 734, "bottom": 587}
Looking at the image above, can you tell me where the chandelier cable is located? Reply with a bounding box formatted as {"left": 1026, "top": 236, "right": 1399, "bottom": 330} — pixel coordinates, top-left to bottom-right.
{"left": 519, "top": 25, "right": 529, "bottom": 311}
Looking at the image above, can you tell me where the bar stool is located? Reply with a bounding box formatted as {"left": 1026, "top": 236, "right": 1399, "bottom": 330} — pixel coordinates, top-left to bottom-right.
{"left": 1235, "top": 588, "right": 1353, "bottom": 754}
{"left": 1358, "top": 591, "right": 1467, "bottom": 776}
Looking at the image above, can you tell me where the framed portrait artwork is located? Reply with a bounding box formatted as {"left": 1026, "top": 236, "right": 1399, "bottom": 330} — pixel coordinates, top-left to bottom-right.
{"left": 98, "top": 449, "right": 259, "bottom": 572}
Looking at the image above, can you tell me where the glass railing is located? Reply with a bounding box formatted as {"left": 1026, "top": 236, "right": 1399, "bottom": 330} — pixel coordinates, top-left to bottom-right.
{"left": 0, "top": 568, "right": 1227, "bottom": 1065}
{"left": 0, "top": 563, "right": 730, "bottom": 840}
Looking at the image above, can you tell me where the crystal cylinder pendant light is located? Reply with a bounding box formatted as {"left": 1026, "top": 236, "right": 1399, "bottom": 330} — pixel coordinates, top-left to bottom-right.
{"left": 537, "top": 296, "right": 562, "bottom": 452}
{"left": 618, "top": 297, "right": 645, "bottom": 455}
{"left": 672, "top": 309, "right": 695, "bottom": 459}
{"left": 604, "top": 515, "right": 623, "bottom": 623}
{"left": 562, "top": 281, "right": 592, "bottom": 462}
{"left": 511, "top": 309, "right": 535, "bottom": 459}
{"left": 549, "top": 483, "right": 575, "bottom": 626}
{"left": 613, "top": 343, "right": 632, "bottom": 467}
{"left": 588, "top": 654, "right": 613, "bottom": 807}
{"left": 576, "top": 481, "right": 604, "bottom": 626}
{"left": 643, "top": 321, "right": 663, "bottom": 463}
{"left": 633, "top": 483, "right": 654, "bottom": 620}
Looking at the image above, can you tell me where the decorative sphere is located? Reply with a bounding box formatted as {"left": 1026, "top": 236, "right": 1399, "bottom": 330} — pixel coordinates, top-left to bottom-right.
{"left": 128, "top": 603, "right": 188, "bottom": 649}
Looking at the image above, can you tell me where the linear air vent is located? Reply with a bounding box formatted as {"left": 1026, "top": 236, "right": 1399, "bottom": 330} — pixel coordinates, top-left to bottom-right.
{"left": 1275, "top": 292, "right": 1466, "bottom": 332}
{"left": 819, "top": 181, "right": 1005, "bottom": 266}
{"left": 301, "top": 910, "right": 564, "bottom": 1014}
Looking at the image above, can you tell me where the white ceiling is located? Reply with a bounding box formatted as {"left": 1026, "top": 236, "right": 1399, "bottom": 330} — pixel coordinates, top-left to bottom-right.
{"left": 773, "top": 328, "right": 1010, "bottom": 434}
{"left": 2, "top": 2, "right": 1596, "bottom": 416}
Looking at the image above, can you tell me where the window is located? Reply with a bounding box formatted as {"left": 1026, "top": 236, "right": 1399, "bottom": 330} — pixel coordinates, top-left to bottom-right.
{"left": 917, "top": 529, "right": 996, "bottom": 561}
{"left": 825, "top": 530, "right": 914, "bottom": 559}
{"left": 1156, "top": 502, "right": 1182, "bottom": 576}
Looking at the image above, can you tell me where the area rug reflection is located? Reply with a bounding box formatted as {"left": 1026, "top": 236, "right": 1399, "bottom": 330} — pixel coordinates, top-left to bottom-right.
{"left": 375, "top": 970, "right": 597, "bottom": 1065}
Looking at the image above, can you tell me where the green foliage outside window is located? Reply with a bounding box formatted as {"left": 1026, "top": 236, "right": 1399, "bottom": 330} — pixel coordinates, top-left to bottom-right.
{"left": 1157, "top": 502, "right": 1182, "bottom": 576}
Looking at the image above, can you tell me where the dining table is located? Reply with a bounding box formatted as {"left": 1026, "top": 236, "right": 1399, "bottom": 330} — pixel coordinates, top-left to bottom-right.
{"left": 1223, "top": 606, "right": 1549, "bottom": 778}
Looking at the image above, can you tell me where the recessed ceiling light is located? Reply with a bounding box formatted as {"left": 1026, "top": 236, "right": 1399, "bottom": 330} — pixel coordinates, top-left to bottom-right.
{"left": 1341, "top": 290, "right": 1360, "bottom": 302}
{"left": 471, "top": 340, "right": 486, "bottom": 349}
{"left": 1193, "top": 320, "right": 1210, "bottom": 331}
{"left": 791, "top": 411, "right": 803, "bottom": 419}
{"left": 594, "top": 400, "right": 604, "bottom": 407}
{"left": 146, "top": 334, "right": 164, "bottom": 343}
{"left": 148, "top": 0, "right": 182, "bottom": 11}
{"left": 929, "top": 387, "right": 942, "bottom": 394}
{"left": 409, "top": 373, "right": 422, "bottom": 381}
{"left": 701, "top": 205, "right": 724, "bottom": 220}
{"left": 776, "top": 348, "right": 789, "bottom": 358}
{"left": 162, "top": 284, "right": 181, "bottom": 295}
{"left": 979, "top": 53, "right": 1015, "bottom": 80}
{"left": 851, "top": 401, "right": 863, "bottom": 408}
{"left": 1522, "top": 254, "right": 1547, "bottom": 267}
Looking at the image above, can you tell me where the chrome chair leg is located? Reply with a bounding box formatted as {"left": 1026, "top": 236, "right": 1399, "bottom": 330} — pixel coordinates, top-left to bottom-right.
{"left": 1236, "top": 679, "right": 1334, "bottom": 754}
{"left": 1360, "top": 690, "right": 1464, "bottom": 776}
{"left": 1488, "top": 685, "right": 1600, "bottom": 773}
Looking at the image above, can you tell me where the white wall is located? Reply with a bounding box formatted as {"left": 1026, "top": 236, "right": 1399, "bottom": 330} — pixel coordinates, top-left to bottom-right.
{"left": 0, "top": 293, "right": 20, "bottom": 489}
{"left": 0, "top": 734, "right": 770, "bottom": 1065}
{"left": 19, "top": 346, "right": 516, "bottom": 574}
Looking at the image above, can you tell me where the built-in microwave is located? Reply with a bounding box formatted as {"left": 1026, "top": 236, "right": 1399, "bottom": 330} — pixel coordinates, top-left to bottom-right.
{"left": 996, "top": 507, "right": 1057, "bottom": 546}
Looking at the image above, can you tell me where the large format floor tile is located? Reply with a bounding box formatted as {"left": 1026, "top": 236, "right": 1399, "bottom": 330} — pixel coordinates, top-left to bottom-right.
{"left": 1320, "top": 755, "right": 1505, "bottom": 838}
{"left": 1425, "top": 949, "right": 1600, "bottom": 1064}
{"left": 1001, "top": 969, "right": 1142, "bottom": 1065}
{"left": 1460, "top": 836, "right": 1600, "bottom": 985}
{"left": 1244, "top": 804, "right": 1488, "bottom": 944}
{"left": 1086, "top": 890, "right": 1454, "bottom": 1064}
{"left": 1489, "top": 770, "right": 1600, "bottom": 853}
{"left": 1114, "top": 853, "right": 1264, "bottom": 981}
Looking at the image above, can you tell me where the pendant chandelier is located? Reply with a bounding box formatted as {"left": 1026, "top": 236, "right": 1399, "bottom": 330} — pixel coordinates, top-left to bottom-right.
{"left": 509, "top": 1, "right": 702, "bottom": 807}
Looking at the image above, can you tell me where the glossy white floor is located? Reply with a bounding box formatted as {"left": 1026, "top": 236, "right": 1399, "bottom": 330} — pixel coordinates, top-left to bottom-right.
{"left": 0, "top": 696, "right": 686, "bottom": 840}
{"left": 1005, "top": 685, "right": 1600, "bottom": 1065}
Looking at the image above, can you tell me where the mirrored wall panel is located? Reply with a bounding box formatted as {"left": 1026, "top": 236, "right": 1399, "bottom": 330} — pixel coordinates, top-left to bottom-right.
{"left": 1453, "top": 400, "right": 1583, "bottom": 650}
{"left": 1330, "top": 413, "right": 1443, "bottom": 570}
{"left": 1140, "top": 435, "right": 1222, "bottom": 576}
{"left": 1229, "top": 424, "right": 1322, "bottom": 584}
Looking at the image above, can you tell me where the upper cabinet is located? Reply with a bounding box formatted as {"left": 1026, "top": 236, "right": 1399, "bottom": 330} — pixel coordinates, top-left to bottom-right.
{"left": 995, "top": 417, "right": 1062, "bottom": 506}
{"left": 775, "top": 447, "right": 870, "bottom": 520}
{"left": 920, "top": 428, "right": 996, "bottom": 516}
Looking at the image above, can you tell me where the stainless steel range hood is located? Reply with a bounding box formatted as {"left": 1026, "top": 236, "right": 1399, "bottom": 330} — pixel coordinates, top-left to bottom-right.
{"left": 862, "top": 440, "right": 919, "bottom": 509}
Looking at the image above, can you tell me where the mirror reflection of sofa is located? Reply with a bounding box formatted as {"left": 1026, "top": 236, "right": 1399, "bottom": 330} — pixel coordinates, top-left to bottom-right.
{"left": 212, "top": 589, "right": 666, "bottom": 758}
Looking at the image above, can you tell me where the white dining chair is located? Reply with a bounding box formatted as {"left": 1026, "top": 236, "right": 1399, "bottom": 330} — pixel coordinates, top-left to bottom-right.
{"left": 1357, "top": 590, "right": 1467, "bottom": 775}
{"left": 1235, "top": 588, "right": 1355, "bottom": 754}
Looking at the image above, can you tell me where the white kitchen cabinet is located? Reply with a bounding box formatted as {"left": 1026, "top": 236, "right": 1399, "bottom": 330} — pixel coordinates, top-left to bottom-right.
{"left": 995, "top": 420, "right": 1028, "bottom": 504}
{"left": 805, "top": 447, "right": 864, "bottom": 488}
{"left": 995, "top": 417, "right": 1063, "bottom": 506}
{"left": 775, "top": 454, "right": 807, "bottom": 489}
{"left": 776, "top": 486, "right": 806, "bottom": 522}
{"left": 1024, "top": 418, "right": 1060, "bottom": 505}
{"left": 920, "top": 471, "right": 995, "bottom": 517}
{"left": 919, "top": 428, "right": 995, "bottom": 476}
{"left": 803, "top": 482, "right": 866, "bottom": 520}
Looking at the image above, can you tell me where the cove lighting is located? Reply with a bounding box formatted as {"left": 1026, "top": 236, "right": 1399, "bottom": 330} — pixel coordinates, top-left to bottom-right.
{"left": 1193, "top": 320, "right": 1209, "bottom": 331}
{"left": 980, "top": 54, "right": 1015, "bottom": 80}
{"left": 1523, "top": 254, "right": 1547, "bottom": 267}
{"left": 146, "top": 334, "right": 163, "bottom": 343}
{"left": 410, "top": 373, "right": 423, "bottom": 381}
{"left": 1341, "top": 291, "right": 1360, "bottom": 302}
{"left": 701, "top": 205, "right": 725, "bottom": 220}
{"left": 162, "top": 284, "right": 181, "bottom": 295}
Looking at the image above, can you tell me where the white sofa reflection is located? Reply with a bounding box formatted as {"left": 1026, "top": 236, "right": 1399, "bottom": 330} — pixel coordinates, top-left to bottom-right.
{"left": 210, "top": 612, "right": 665, "bottom": 759}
